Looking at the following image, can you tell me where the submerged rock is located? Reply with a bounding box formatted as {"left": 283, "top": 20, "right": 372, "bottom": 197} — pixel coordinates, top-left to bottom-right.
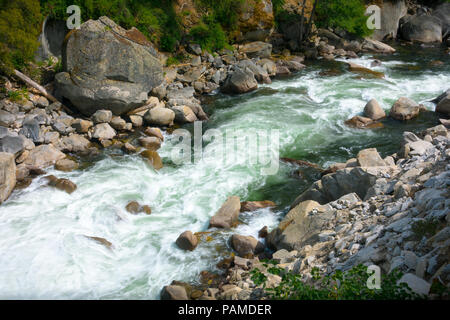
{"left": 45, "top": 175, "right": 77, "bottom": 194}
{"left": 240, "top": 200, "right": 276, "bottom": 212}
{"left": 140, "top": 150, "right": 163, "bottom": 170}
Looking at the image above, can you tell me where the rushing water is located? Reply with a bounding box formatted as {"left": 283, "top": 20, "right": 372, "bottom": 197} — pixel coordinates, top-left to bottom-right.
{"left": 0, "top": 45, "right": 449, "bottom": 299}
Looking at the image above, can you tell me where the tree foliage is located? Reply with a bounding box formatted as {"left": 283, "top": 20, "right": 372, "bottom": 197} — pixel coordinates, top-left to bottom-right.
{"left": 315, "top": 0, "right": 372, "bottom": 38}
{"left": 0, "top": 0, "right": 42, "bottom": 74}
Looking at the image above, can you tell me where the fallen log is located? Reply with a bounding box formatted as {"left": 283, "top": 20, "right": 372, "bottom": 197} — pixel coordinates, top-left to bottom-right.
{"left": 13, "top": 69, "right": 74, "bottom": 115}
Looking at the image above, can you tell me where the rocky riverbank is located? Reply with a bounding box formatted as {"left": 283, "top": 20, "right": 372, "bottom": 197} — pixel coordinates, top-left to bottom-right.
{"left": 161, "top": 121, "right": 450, "bottom": 300}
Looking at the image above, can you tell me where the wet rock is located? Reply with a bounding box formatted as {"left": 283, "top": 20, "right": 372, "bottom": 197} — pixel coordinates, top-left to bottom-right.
{"left": 125, "top": 201, "right": 151, "bottom": 215}
{"left": 364, "top": 99, "right": 386, "bottom": 120}
{"left": 347, "top": 62, "right": 384, "bottom": 78}
{"left": 138, "top": 136, "right": 161, "bottom": 151}
{"left": 85, "top": 236, "right": 113, "bottom": 249}
{"left": 0, "top": 152, "right": 16, "bottom": 203}
{"left": 145, "top": 127, "right": 164, "bottom": 141}
{"left": 176, "top": 231, "right": 198, "bottom": 251}
{"left": 122, "top": 142, "right": 137, "bottom": 154}
{"left": 389, "top": 97, "right": 421, "bottom": 121}
{"left": 240, "top": 200, "right": 276, "bottom": 212}
{"left": 258, "top": 226, "right": 268, "bottom": 238}
{"left": 161, "top": 285, "right": 188, "bottom": 300}
{"left": 230, "top": 234, "right": 264, "bottom": 257}
{"left": 23, "top": 145, "right": 66, "bottom": 169}
{"left": 55, "top": 158, "right": 79, "bottom": 172}
{"left": 209, "top": 196, "right": 241, "bottom": 229}
{"left": 140, "top": 150, "right": 163, "bottom": 170}
{"left": 144, "top": 107, "right": 175, "bottom": 127}
{"left": 92, "top": 123, "right": 116, "bottom": 141}
{"left": 345, "top": 116, "right": 383, "bottom": 129}
{"left": 46, "top": 175, "right": 77, "bottom": 194}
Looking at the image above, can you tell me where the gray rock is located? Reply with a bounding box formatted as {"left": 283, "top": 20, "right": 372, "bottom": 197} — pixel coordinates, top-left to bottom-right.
{"left": 55, "top": 17, "right": 163, "bottom": 116}
{"left": 398, "top": 273, "right": 430, "bottom": 296}
{"left": 0, "top": 110, "right": 15, "bottom": 127}
{"left": 91, "top": 110, "right": 113, "bottom": 124}
{"left": 19, "top": 118, "right": 42, "bottom": 143}
{"left": 92, "top": 123, "right": 116, "bottom": 141}
{"left": 357, "top": 148, "right": 386, "bottom": 167}
{"left": 0, "top": 134, "right": 25, "bottom": 155}
{"left": 0, "top": 152, "right": 16, "bottom": 203}
{"left": 400, "top": 15, "right": 443, "bottom": 43}
{"left": 221, "top": 67, "right": 258, "bottom": 94}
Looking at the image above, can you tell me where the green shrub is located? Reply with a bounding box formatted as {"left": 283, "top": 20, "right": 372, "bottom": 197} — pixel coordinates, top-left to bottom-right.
{"left": 316, "top": 0, "right": 372, "bottom": 38}
{"left": 197, "top": 0, "right": 244, "bottom": 30}
{"left": 0, "top": 0, "right": 42, "bottom": 75}
{"left": 251, "top": 264, "right": 424, "bottom": 300}
{"left": 190, "top": 16, "right": 229, "bottom": 52}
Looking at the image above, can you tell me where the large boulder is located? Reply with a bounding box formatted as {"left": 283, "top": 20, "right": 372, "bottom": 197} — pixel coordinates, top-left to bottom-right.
{"left": 0, "top": 152, "right": 16, "bottom": 203}
{"left": 221, "top": 67, "right": 258, "bottom": 94}
{"left": 267, "top": 200, "right": 329, "bottom": 251}
{"left": 55, "top": 16, "right": 163, "bottom": 116}
{"left": 389, "top": 97, "right": 421, "bottom": 121}
{"left": 361, "top": 38, "right": 396, "bottom": 54}
{"left": 0, "top": 133, "right": 25, "bottom": 156}
{"left": 176, "top": 231, "right": 198, "bottom": 251}
{"left": 371, "top": 0, "right": 407, "bottom": 41}
{"left": 399, "top": 15, "right": 443, "bottom": 43}
{"left": 209, "top": 196, "right": 241, "bottom": 229}
{"left": 432, "top": 3, "right": 450, "bottom": 40}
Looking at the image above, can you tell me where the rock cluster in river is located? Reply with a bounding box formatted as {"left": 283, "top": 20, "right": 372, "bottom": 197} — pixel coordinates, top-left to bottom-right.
{"left": 164, "top": 121, "right": 450, "bottom": 300}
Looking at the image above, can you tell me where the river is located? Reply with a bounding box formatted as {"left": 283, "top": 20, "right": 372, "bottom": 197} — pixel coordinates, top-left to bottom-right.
{"left": 0, "top": 44, "right": 448, "bottom": 299}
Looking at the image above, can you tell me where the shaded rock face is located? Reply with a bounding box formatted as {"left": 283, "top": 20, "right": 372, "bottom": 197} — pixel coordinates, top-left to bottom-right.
{"left": 35, "top": 17, "right": 69, "bottom": 61}
{"left": 0, "top": 152, "right": 16, "bottom": 203}
{"left": 161, "top": 285, "right": 188, "bottom": 300}
{"left": 55, "top": 16, "right": 163, "bottom": 116}
{"left": 400, "top": 15, "right": 443, "bottom": 43}
{"left": 371, "top": 0, "right": 407, "bottom": 41}
{"left": 432, "top": 3, "right": 450, "bottom": 40}
{"left": 435, "top": 91, "right": 450, "bottom": 116}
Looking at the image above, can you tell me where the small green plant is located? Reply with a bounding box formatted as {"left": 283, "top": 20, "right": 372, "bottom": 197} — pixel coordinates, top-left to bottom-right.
{"left": 251, "top": 264, "right": 423, "bottom": 300}
{"left": 7, "top": 88, "right": 29, "bottom": 102}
